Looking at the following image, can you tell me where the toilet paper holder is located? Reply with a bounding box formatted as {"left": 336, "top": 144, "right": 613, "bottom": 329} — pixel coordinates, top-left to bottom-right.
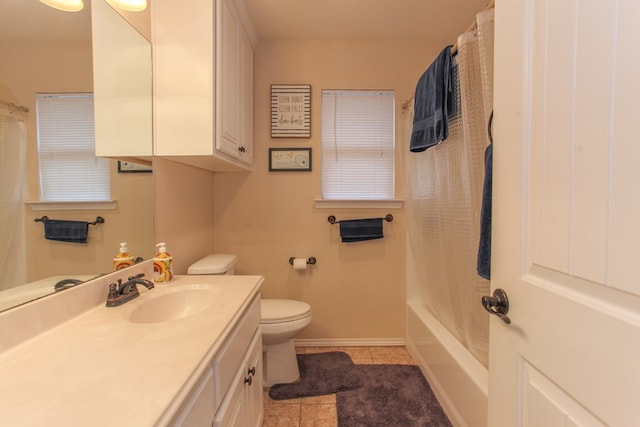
{"left": 289, "top": 257, "right": 317, "bottom": 265}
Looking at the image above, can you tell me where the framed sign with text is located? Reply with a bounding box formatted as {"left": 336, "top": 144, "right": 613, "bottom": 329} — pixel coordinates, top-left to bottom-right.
{"left": 268, "top": 148, "right": 312, "bottom": 171}
{"left": 271, "top": 84, "right": 311, "bottom": 138}
{"left": 117, "top": 160, "right": 152, "bottom": 173}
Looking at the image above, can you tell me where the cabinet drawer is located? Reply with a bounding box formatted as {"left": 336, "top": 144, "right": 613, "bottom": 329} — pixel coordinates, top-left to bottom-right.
{"left": 213, "top": 294, "right": 260, "bottom": 404}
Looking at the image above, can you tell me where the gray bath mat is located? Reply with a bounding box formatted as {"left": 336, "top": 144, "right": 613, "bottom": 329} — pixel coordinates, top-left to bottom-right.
{"left": 268, "top": 351, "right": 363, "bottom": 400}
{"left": 337, "top": 364, "right": 452, "bottom": 426}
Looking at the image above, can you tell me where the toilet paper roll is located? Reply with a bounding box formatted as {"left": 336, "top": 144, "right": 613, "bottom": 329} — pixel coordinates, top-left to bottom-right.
{"left": 292, "top": 258, "right": 307, "bottom": 270}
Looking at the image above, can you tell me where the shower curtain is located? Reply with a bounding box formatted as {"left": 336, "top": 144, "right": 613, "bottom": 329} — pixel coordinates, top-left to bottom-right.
{"left": 0, "top": 104, "right": 28, "bottom": 291}
{"left": 404, "top": 9, "right": 494, "bottom": 367}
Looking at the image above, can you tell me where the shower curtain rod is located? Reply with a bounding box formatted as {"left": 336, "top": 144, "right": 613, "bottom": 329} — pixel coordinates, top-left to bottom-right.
{"left": 0, "top": 100, "right": 29, "bottom": 113}
{"left": 401, "top": 0, "right": 495, "bottom": 111}
{"left": 451, "top": 0, "right": 494, "bottom": 54}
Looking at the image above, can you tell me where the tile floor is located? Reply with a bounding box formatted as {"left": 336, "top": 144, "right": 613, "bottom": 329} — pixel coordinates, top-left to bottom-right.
{"left": 262, "top": 346, "right": 417, "bottom": 427}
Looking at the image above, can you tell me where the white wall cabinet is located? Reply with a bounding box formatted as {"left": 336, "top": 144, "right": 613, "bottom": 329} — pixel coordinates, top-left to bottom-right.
{"left": 171, "top": 294, "right": 263, "bottom": 426}
{"left": 92, "top": 0, "right": 153, "bottom": 161}
{"left": 216, "top": 0, "right": 254, "bottom": 167}
{"left": 153, "top": 0, "right": 255, "bottom": 172}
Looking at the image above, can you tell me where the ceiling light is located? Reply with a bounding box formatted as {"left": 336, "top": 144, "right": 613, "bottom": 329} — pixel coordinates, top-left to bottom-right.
{"left": 105, "top": 0, "right": 147, "bottom": 12}
{"left": 39, "top": 0, "right": 84, "bottom": 12}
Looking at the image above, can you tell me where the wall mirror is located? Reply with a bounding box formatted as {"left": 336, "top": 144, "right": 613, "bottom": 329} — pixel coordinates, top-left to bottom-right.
{"left": 0, "top": 0, "right": 154, "bottom": 312}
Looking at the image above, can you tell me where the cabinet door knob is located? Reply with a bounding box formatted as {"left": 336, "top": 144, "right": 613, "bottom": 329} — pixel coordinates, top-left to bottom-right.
{"left": 238, "top": 146, "right": 246, "bottom": 153}
{"left": 247, "top": 366, "right": 255, "bottom": 376}
{"left": 244, "top": 375, "right": 252, "bottom": 385}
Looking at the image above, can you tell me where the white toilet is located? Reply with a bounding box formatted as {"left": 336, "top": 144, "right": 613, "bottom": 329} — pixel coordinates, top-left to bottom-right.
{"left": 187, "top": 254, "right": 312, "bottom": 387}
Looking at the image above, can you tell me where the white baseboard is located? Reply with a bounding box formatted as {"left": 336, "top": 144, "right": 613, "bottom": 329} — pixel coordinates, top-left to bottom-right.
{"left": 293, "top": 338, "right": 406, "bottom": 347}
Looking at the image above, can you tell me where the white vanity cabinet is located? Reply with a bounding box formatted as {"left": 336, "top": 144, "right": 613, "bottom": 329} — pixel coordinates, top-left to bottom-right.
{"left": 0, "top": 273, "right": 265, "bottom": 426}
{"left": 214, "top": 331, "right": 263, "bottom": 427}
{"left": 172, "top": 368, "right": 216, "bottom": 426}
{"left": 171, "top": 294, "right": 263, "bottom": 427}
{"left": 153, "top": 0, "right": 255, "bottom": 172}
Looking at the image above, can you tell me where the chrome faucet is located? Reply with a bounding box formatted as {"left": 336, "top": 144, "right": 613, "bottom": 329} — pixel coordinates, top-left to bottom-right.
{"left": 105, "top": 273, "right": 154, "bottom": 307}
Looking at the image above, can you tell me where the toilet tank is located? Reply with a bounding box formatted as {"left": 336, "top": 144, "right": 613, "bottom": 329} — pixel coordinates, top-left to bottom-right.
{"left": 187, "top": 254, "right": 237, "bottom": 275}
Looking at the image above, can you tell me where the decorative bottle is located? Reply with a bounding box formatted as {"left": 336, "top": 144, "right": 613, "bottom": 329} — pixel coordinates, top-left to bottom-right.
{"left": 113, "top": 242, "right": 134, "bottom": 270}
{"left": 153, "top": 242, "right": 174, "bottom": 283}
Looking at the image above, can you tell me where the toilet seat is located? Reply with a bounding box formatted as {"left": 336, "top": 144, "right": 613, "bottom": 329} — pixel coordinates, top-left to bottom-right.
{"left": 261, "top": 299, "right": 311, "bottom": 324}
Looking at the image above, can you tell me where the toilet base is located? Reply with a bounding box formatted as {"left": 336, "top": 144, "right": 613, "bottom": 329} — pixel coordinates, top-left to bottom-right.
{"left": 263, "top": 339, "right": 300, "bottom": 387}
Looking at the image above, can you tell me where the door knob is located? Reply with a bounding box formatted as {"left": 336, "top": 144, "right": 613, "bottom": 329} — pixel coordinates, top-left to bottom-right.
{"left": 481, "top": 288, "right": 511, "bottom": 324}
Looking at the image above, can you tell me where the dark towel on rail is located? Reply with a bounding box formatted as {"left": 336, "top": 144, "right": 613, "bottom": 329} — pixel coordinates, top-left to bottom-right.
{"left": 477, "top": 143, "right": 492, "bottom": 280}
{"left": 44, "top": 219, "right": 90, "bottom": 243}
{"left": 339, "top": 218, "right": 384, "bottom": 243}
{"left": 410, "top": 45, "right": 454, "bottom": 152}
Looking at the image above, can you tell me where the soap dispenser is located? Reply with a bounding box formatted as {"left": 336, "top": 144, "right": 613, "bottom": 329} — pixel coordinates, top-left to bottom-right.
{"left": 113, "top": 242, "right": 134, "bottom": 271}
{"left": 153, "top": 242, "right": 174, "bottom": 283}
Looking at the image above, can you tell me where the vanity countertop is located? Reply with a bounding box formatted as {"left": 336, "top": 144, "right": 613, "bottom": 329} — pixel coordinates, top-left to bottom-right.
{"left": 0, "top": 274, "right": 263, "bottom": 426}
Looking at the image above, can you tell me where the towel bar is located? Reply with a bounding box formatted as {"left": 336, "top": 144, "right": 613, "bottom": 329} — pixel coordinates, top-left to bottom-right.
{"left": 35, "top": 216, "right": 105, "bottom": 225}
{"left": 327, "top": 214, "right": 393, "bottom": 224}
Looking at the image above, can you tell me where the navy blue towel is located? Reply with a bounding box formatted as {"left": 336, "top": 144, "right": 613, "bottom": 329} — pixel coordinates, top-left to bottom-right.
{"left": 339, "top": 218, "right": 384, "bottom": 243}
{"left": 410, "top": 46, "right": 454, "bottom": 152}
{"left": 477, "top": 143, "right": 492, "bottom": 280}
{"left": 44, "top": 220, "right": 89, "bottom": 243}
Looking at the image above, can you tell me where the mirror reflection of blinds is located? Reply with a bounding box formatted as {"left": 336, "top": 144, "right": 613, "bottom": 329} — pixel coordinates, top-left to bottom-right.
{"left": 36, "top": 93, "right": 110, "bottom": 202}
{"left": 321, "top": 90, "right": 395, "bottom": 200}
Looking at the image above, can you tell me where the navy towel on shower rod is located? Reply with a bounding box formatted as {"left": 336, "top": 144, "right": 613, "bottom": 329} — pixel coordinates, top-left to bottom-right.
{"left": 339, "top": 218, "right": 384, "bottom": 243}
{"left": 410, "top": 45, "right": 454, "bottom": 153}
{"left": 44, "top": 219, "right": 90, "bottom": 243}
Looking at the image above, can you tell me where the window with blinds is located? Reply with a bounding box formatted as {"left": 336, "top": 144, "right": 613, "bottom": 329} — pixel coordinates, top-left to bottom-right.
{"left": 321, "top": 90, "right": 395, "bottom": 200}
{"left": 36, "top": 93, "right": 110, "bottom": 202}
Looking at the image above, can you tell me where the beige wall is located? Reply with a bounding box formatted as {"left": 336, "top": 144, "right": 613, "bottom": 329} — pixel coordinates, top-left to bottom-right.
{"left": 3, "top": 34, "right": 444, "bottom": 338}
{"left": 153, "top": 158, "right": 217, "bottom": 274}
{"left": 0, "top": 40, "right": 154, "bottom": 284}
{"left": 209, "top": 40, "right": 441, "bottom": 340}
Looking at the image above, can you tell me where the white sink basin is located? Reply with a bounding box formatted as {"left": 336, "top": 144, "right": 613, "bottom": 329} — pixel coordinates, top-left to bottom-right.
{"left": 129, "top": 287, "right": 215, "bottom": 324}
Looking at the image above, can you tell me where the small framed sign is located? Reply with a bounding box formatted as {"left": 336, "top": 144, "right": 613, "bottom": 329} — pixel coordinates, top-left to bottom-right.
{"left": 117, "top": 160, "right": 152, "bottom": 173}
{"left": 271, "top": 84, "right": 311, "bottom": 138}
{"left": 269, "top": 148, "right": 312, "bottom": 171}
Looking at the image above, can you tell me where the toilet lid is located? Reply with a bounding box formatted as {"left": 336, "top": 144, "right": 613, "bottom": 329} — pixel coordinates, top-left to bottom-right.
{"left": 261, "top": 299, "right": 311, "bottom": 324}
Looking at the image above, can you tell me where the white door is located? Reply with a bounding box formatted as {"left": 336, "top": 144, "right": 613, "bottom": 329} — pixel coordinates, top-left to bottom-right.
{"left": 490, "top": 1, "right": 640, "bottom": 426}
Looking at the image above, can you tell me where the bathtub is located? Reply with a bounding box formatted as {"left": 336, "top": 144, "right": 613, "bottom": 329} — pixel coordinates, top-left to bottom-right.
{"left": 406, "top": 301, "right": 488, "bottom": 427}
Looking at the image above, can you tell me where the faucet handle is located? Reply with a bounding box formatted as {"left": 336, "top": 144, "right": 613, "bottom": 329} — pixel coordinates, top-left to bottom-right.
{"left": 128, "top": 273, "right": 145, "bottom": 281}
{"left": 108, "top": 283, "right": 118, "bottom": 295}
{"left": 106, "top": 283, "right": 119, "bottom": 306}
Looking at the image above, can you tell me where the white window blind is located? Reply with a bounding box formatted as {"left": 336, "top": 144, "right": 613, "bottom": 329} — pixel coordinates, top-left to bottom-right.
{"left": 36, "top": 93, "right": 110, "bottom": 202}
{"left": 321, "top": 90, "right": 395, "bottom": 200}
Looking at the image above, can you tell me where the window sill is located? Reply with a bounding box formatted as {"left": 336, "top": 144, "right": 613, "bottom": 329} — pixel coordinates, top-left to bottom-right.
{"left": 25, "top": 200, "right": 118, "bottom": 211}
{"left": 314, "top": 199, "right": 404, "bottom": 209}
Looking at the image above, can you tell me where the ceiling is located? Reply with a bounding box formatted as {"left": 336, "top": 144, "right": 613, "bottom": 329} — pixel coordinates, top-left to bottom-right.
{"left": 0, "top": 0, "right": 92, "bottom": 43}
{"left": 1, "top": 0, "right": 490, "bottom": 44}
{"left": 242, "top": 0, "right": 490, "bottom": 42}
